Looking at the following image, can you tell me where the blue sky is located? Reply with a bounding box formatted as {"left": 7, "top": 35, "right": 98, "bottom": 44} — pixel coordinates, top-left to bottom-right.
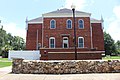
{"left": 0, "top": 0, "right": 120, "bottom": 41}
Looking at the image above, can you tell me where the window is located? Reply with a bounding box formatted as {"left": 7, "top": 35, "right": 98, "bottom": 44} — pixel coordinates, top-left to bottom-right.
{"left": 66, "top": 19, "right": 72, "bottom": 29}
{"left": 78, "top": 37, "right": 84, "bottom": 48}
{"left": 50, "top": 19, "right": 56, "bottom": 29}
{"left": 63, "top": 37, "right": 69, "bottom": 48}
{"left": 78, "top": 19, "right": 84, "bottom": 29}
{"left": 49, "top": 37, "right": 55, "bottom": 48}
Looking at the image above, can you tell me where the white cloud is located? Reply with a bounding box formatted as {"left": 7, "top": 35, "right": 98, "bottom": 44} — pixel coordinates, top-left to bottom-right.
{"left": 2, "top": 22, "right": 26, "bottom": 40}
{"left": 64, "top": 0, "right": 86, "bottom": 10}
{"left": 106, "top": 5, "right": 120, "bottom": 42}
{"left": 64, "top": 0, "right": 94, "bottom": 10}
{"left": 113, "top": 6, "right": 120, "bottom": 19}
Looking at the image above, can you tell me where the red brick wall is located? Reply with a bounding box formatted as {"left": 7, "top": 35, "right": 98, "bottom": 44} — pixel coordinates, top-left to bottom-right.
{"left": 91, "top": 23, "right": 104, "bottom": 51}
{"left": 40, "top": 48, "right": 102, "bottom": 60}
{"left": 26, "top": 24, "right": 42, "bottom": 50}
{"left": 43, "top": 17, "right": 91, "bottom": 49}
{"left": 46, "top": 53, "right": 102, "bottom": 60}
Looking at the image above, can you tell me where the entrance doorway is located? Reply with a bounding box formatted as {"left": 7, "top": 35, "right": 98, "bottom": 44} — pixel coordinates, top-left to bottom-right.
{"left": 63, "top": 37, "right": 69, "bottom": 48}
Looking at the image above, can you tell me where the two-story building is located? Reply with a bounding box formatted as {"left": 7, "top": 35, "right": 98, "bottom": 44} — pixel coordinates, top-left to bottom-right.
{"left": 26, "top": 8, "right": 104, "bottom": 60}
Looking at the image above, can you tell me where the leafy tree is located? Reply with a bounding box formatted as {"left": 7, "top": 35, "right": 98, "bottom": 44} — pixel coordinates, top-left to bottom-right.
{"left": 104, "top": 32, "right": 117, "bottom": 56}
{"left": 12, "top": 36, "right": 25, "bottom": 50}
{"left": 0, "top": 27, "right": 7, "bottom": 54}
{"left": 115, "top": 40, "right": 120, "bottom": 54}
{"left": 0, "top": 26, "right": 25, "bottom": 57}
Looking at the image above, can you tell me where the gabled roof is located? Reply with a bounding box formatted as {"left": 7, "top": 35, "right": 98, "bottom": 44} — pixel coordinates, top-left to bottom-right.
{"left": 43, "top": 8, "right": 91, "bottom": 18}
{"left": 28, "top": 17, "right": 43, "bottom": 24}
{"left": 44, "top": 8, "right": 90, "bottom": 14}
{"left": 27, "top": 8, "right": 102, "bottom": 24}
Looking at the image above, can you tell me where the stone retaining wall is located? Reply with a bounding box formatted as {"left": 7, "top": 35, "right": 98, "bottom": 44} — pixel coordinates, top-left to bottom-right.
{"left": 12, "top": 58, "right": 120, "bottom": 74}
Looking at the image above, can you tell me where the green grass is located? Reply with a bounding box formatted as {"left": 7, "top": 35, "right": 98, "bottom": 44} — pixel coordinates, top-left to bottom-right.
{"left": 0, "top": 62, "right": 12, "bottom": 68}
{"left": 102, "top": 56, "right": 120, "bottom": 60}
{"left": 0, "top": 58, "right": 9, "bottom": 61}
{"left": 0, "top": 58, "right": 12, "bottom": 68}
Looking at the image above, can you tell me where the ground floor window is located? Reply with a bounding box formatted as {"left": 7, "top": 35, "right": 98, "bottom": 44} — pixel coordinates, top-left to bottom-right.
{"left": 49, "top": 37, "right": 55, "bottom": 48}
{"left": 78, "top": 37, "right": 84, "bottom": 48}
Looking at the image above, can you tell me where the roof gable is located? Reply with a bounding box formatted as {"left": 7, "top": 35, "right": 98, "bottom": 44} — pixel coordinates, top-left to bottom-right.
{"left": 27, "top": 8, "right": 102, "bottom": 24}
{"left": 28, "top": 17, "right": 43, "bottom": 24}
{"left": 45, "top": 8, "right": 90, "bottom": 14}
{"left": 43, "top": 8, "right": 91, "bottom": 18}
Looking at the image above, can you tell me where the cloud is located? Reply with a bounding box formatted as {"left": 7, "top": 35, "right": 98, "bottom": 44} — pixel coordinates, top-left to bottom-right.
{"left": 113, "top": 6, "right": 120, "bottom": 19}
{"left": 64, "top": 0, "right": 86, "bottom": 10}
{"left": 2, "top": 22, "right": 26, "bottom": 40}
{"left": 106, "top": 5, "right": 120, "bottom": 42}
{"left": 64, "top": 0, "right": 95, "bottom": 10}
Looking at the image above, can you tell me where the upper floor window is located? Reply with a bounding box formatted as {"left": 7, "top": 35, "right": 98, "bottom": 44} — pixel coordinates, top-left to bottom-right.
{"left": 50, "top": 19, "right": 56, "bottom": 29}
{"left": 78, "top": 19, "right": 84, "bottom": 29}
{"left": 78, "top": 37, "right": 84, "bottom": 48}
{"left": 66, "top": 19, "right": 72, "bottom": 29}
{"left": 49, "top": 37, "right": 55, "bottom": 48}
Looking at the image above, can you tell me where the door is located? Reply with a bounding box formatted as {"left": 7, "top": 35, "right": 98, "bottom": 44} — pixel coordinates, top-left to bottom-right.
{"left": 63, "top": 37, "right": 69, "bottom": 48}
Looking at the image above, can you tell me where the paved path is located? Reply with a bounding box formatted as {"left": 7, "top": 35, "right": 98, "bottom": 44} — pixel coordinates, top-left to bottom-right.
{"left": 0, "top": 66, "right": 12, "bottom": 78}
{"left": 0, "top": 66, "right": 120, "bottom": 80}
{"left": 0, "top": 73, "right": 120, "bottom": 80}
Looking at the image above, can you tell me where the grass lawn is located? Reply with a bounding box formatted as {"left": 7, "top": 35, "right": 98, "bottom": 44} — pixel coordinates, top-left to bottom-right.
{"left": 102, "top": 56, "right": 120, "bottom": 60}
{"left": 0, "top": 58, "right": 12, "bottom": 68}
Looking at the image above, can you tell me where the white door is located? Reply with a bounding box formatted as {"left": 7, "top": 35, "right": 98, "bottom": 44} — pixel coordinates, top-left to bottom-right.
{"left": 63, "top": 37, "right": 69, "bottom": 48}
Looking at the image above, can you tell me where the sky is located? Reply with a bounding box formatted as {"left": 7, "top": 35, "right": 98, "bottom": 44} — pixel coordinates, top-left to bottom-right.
{"left": 0, "top": 0, "right": 120, "bottom": 42}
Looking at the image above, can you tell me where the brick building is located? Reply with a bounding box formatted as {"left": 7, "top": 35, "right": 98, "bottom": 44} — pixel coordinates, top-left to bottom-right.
{"left": 26, "top": 8, "right": 104, "bottom": 60}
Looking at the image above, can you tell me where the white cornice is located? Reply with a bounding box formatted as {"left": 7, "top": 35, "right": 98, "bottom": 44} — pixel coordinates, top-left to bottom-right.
{"left": 91, "top": 20, "right": 102, "bottom": 23}
{"left": 28, "top": 22, "right": 43, "bottom": 24}
{"left": 42, "top": 13, "right": 91, "bottom": 18}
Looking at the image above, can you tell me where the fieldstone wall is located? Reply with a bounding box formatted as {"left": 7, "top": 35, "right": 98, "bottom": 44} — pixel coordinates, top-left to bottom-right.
{"left": 12, "top": 58, "right": 120, "bottom": 74}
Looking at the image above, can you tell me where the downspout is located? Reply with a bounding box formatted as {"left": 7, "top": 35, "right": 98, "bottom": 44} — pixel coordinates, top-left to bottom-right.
{"left": 36, "top": 29, "right": 39, "bottom": 50}
{"left": 90, "top": 18, "right": 93, "bottom": 49}
{"left": 42, "top": 15, "right": 44, "bottom": 48}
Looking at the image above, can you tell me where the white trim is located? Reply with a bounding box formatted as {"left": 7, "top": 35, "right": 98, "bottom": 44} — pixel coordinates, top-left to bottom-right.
{"left": 28, "top": 21, "right": 43, "bottom": 24}
{"left": 78, "top": 37, "right": 84, "bottom": 48}
{"left": 49, "top": 37, "right": 55, "bottom": 48}
{"left": 91, "top": 20, "right": 102, "bottom": 23}
{"left": 43, "top": 13, "right": 91, "bottom": 18}
{"left": 66, "top": 19, "right": 72, "bottom": 29}
{"left": 78, "top": 19, "right": 84, "bottom": 29}
{"left": 50, "top": 19, "right": 56, "bottom": 29}
{"left": 48, "top": 51, "right": 105, "bottom": 54}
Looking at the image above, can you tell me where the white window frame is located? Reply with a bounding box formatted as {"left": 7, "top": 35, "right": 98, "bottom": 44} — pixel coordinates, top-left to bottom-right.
{"left": 66, "top": 19, "right": 72, "bottom": 29}
{"left": 50, "top": 19, "right": 56, "bottom": 29}
{"left": 49, "top": 37, "right": 55, "bottom": 48}
{"left": 78, "top": 19, "right": 84, "bottom": 29}
{"left": 78, "top": 37, "right": 84, "bottom": 48}
{"left": 62, "top": 37, "right": 69, "bottom": 48}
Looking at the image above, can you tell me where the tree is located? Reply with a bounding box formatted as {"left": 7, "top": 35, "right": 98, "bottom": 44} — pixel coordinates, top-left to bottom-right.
{"left": 0, "top": 27, "right": 7, "bottom": 55}
{"left": 12, "top": 36, "right": 25, "bottom": 50}
{"left": 115, "top": 40, "right": 120, "bottom": 54}
{"left": 0, "top": 27, "right": 25, "bottom": 57}
{"left": 104, "top": 32, "right": 117, "bottom": 56}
